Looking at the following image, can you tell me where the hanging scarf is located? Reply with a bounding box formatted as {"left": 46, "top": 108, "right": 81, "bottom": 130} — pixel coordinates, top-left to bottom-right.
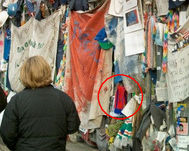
{"left": 55, "top": 8, "right": 69, "bottom": 89}
{"left": 114, "top": 84, "right": 127, "bottom": 114}
{"left": 114, "top": 118, "right": 133, "bottom": 148}
{"left": 161, "top": 11, "right": 179, "bottom": 73}
{"left": 55, "top": 52, "right": 67, "bottom": 89}
{"left": 55, "top": 31, "right": 68, "bottom": 89}
{"left": 162, "top": 25, "right": 168, "bottom": 73}
{"left": 162, "top": 11, "right": 179, "bottom": 73}
{"left": 168, "top": 10, "right": 179, "bottom": 33}
{"left": 147, "top": 16, "right": 157, "bottom": 69}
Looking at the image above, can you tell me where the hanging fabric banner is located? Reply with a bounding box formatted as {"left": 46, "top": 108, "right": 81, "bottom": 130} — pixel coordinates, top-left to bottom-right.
{"left": 105, "top": 15, "right": 144, "bottom": 93}
{"left": 167, "top": 18, "right": 189, "bottom": 102}
{"left": 9, "top": 11, "right": 61, "bottom": 92}
{"left": 167, "top": 45, "right": 189, "bottom": 102}
{"left": 64, "top": 1, "right": 112, "bottom": 129}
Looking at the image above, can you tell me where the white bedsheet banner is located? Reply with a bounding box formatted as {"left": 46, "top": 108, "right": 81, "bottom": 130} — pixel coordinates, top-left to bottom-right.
{"left": 9, "top": 11, "right": 61, "bottom": 92}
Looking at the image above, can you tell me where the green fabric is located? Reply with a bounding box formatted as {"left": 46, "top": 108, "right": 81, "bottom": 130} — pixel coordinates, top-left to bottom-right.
{"left": 116, "top": 119, "right": 133, "bottom": 140}
{"left": 98, "top": 41, "right": 114, "bottom": 50}
{"left": 120, "top": 123, "right": 127, "bottom": 131}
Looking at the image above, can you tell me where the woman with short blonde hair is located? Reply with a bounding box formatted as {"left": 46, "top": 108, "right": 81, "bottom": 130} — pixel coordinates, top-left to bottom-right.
{"left": 0, "top": 56, "right": 80, "bottom": 151}
{"left": 20, "top": 56, "right": 52, "bottom": 88}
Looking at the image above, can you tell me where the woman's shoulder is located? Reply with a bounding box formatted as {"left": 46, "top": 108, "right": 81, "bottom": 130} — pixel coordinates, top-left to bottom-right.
{"left": 52, "top": 87, "right": 74, "bottom": 103}
{"left": 51, "top": 85, "right": 70, "bottom": 97}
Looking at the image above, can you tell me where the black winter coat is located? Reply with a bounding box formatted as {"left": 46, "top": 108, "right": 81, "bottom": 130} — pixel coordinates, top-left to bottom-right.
{"left": 0, "top": 85, "right": 80, "bottom": 151}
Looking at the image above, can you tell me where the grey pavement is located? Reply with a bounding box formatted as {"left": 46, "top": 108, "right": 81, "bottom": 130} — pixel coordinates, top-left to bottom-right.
{"left": 66, "top": 142, "right": 98, "bottom": 151}
{"left": 0, "top": 138, "right": 99, "bottom": 151}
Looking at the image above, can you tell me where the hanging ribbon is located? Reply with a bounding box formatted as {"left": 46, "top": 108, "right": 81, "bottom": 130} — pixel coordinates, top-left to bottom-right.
{"left": 55, "top": 33, "right": 68, "bottom": 89}
{"left": 162, "top": 25, "right": 168, "bottom": 73}
{"left": 167, "top": 10, "right": 173, "bottom": 32}
{"left": 147, "top": 16, "right": 157, "bottom": 69}
{"left": 173, "top": 13, "right": 179, "bottom": 32}
{"left": 162, "top": 11, "right": 179, "bottom": 73}
{"left": 168, "top": 10, "right": 179, "bottom": 33}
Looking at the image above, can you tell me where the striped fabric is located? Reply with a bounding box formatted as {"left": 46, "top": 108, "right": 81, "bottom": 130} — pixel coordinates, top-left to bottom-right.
{"left": 117, "top": 118, "right": 133, "bottom": 139}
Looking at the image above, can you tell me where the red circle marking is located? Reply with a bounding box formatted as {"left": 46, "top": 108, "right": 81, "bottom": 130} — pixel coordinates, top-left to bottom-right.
{"left": 97, "top": 74, "right": 143, "bottom": 120}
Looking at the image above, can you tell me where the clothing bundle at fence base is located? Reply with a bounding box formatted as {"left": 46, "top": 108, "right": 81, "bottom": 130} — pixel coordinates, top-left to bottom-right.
{"left": 106, "top": 94, "right": 144, "bottom": 151}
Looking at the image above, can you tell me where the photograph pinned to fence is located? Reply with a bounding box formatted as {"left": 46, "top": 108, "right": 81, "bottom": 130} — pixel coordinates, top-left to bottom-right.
{"left": 176, "top": 117, "right": 188, "bottom": 135}
{"left": 124, "top": 7, "right": 143, "bottom": 34}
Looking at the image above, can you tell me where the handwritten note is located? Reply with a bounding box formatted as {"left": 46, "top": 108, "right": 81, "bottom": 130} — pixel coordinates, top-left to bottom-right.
{"left": 177, "top": 136, "right": 189, "bottom": 149}
{"left": 167, "top": 45, "right": 189, "bottom": 102}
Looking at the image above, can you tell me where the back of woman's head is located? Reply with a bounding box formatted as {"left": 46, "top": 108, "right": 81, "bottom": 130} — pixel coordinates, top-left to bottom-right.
{"left": 20, "top": 56, "right": 52, "bottom": 88}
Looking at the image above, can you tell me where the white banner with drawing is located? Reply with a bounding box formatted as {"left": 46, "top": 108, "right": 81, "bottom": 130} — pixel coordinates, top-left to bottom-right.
{"left": 9, "top": 11, "right": 61, "bottom": 92}
{"left": 167, "top": 45, "right": 189, "bottom": 102}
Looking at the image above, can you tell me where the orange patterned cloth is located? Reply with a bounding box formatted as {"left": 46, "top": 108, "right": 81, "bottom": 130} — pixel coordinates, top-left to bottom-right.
{"left": 64, "top": 1, "right": 110, "bottom": 113}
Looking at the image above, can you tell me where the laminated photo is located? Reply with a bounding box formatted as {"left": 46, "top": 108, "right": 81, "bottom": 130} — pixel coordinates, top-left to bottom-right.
{"left": 126, "top": 9, "right": 139, "bottom": 26}
{"left": 124, "top": 7, "right": 143, "bottom": 33}
{"left": 176, "top": 117, "right": 188, "bottom": 135}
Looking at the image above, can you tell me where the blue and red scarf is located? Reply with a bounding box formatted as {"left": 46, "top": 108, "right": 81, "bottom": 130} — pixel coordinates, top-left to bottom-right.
{"left": 114, "top": 84, "right": 127, "bottom": 114}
